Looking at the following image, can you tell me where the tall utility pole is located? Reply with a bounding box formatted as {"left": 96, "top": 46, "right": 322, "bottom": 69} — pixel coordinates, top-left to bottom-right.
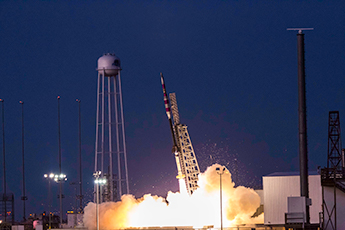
{"left": 76, "top": 99, "right": 83, "bottom": 213}
{"left": 20, "top": 101, "right": 28, "bottom": 221}
{"left": 0, "top": 99, "right": 6, "bottom": 222}
{"left": 288, "top": 27, "right": 313, "bottom": 225}
{"left": 57, "top": 96, "right": 63, "bottom": 226}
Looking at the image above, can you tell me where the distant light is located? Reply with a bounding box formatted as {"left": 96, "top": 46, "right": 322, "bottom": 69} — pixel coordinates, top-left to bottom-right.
{"left": 44, "top": 174, "right": 48, "bottom": 178}
{"left": 94, "top": 178, "right": 107, "bottom": 184}
{"left": 59, "top": 174, "right": 65, "bottom": 178}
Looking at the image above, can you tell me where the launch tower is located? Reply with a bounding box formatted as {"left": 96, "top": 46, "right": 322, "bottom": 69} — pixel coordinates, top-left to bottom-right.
{"left": 94, "top": 53, "right": 129, "bottom": 202}
{"left": 161, "top": 73, "right": 200, "bottom": 195}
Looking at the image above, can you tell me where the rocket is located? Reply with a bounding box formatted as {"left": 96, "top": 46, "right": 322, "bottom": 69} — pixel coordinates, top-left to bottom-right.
{"left": 160, "top": 73, "right": 185, "bottom": 179}
{"left": 161, "top": 73, "right": 172, "bottom": 120}
{"left": 160, "top": 73, "right": 177, "bottom": 148}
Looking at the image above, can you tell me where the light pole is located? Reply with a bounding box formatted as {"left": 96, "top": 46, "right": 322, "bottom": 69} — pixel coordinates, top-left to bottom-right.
{"left": 44, "top": 173, "right": 67, "bottom": 228}
{"left": 54, "top": 173, "right": 67, "bottom": 227}
{"left": 57, "top": 96, "right": 63, "bottom": 227}
{"left": 20, "top": 101, "right": 28, "bottom": 221}
{"left": 94, "top": 171, "right": 106, "bottom": 230}
{"left": 76, "top": 99, "right": 83, "bottom": 213}
{"left": 44, "top": 173, "right": 55, "bottom": 229}
{"left": 1, "top": 99, "right": 7, "bottom": 223}
{"left": 216, "top": 167, "right": 226, "bottom": 230}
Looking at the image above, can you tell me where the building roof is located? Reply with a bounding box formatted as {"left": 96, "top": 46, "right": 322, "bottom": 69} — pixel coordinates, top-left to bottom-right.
{"left": 264, "top": 171, "right": 319, "bottom": 177}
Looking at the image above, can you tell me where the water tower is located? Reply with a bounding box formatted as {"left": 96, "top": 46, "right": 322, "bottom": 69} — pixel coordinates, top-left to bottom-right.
{"left": 94, "top": 53, "right": 129, "bottom": 202}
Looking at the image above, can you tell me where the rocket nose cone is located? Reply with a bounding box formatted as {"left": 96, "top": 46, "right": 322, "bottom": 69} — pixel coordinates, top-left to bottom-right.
{"left": 161, "top": 76, "right": 164, "bottom": 85}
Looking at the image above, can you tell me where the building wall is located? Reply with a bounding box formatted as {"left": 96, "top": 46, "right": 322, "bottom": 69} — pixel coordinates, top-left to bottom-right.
{"left": 263, "top": 174, "right": 322, "bottom": 225}
{"left": 323, "top": 185, "right": 345, "bottom": 230}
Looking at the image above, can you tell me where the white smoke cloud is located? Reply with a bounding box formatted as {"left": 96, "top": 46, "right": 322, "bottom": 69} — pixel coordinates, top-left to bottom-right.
{"left": 83, "top": 164, "right": 262, "bottom": 229}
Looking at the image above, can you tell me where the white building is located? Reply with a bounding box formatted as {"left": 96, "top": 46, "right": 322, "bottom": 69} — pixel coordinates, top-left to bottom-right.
{"left": 262, "top": 171, "right": 345, "bottom": 229}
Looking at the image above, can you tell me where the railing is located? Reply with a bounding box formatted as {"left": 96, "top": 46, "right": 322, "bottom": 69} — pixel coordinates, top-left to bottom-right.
{"left": 285, "top": 212, "right": 305, "bottom": 228}
{"left": 320, "top": 168, "right": 345, "bottom": 180}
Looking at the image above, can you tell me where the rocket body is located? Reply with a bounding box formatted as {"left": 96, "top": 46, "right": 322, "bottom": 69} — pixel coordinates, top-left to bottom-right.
{"left": 160, "top": 73, "right": 177, "bottom": 148}
{"left": 161, "top": 73, "right": 172, "bottom": 120}
{"left": 160, "top": 73, "right": 185, "bottom": 180}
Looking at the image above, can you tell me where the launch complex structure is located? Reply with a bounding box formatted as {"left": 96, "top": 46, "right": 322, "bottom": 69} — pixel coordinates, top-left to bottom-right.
{"left": 161, "top": 73, "right": 200, "bottom": 195}
{"left": 93, "top": 55, "right": 199, "bottom": 202}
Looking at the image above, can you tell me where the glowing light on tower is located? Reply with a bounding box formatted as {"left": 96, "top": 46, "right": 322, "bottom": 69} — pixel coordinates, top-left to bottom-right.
{"left": 94, "top": 53, "right": 129, "bottom": 202}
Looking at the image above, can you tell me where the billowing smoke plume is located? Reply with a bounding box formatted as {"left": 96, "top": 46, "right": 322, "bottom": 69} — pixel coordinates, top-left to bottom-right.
{"left": 83, "top": 164, "right": 262, "bottom": 229}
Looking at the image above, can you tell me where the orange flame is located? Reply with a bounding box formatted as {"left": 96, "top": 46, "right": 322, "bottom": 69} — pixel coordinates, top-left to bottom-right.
{"left": 83, "top": 164, "right": 263, "bottom": 229}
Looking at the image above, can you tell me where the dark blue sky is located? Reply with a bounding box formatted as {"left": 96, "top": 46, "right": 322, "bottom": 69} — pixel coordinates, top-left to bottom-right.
{"left": 0, "top": 0, "right": 344, "bottom": 221}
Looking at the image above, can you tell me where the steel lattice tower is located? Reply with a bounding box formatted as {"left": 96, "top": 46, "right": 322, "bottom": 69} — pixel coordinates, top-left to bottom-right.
{"left": 327, "top": 111, "right": 343, "bottom": 171}
{"left": 94, "top": 53, "right": 129, "bottom": 202}
{"left": 169, "top": 93, "right": 200, "bottom": 194}
{"left": 321, "top": 111, "right": 344, "bottom": 230}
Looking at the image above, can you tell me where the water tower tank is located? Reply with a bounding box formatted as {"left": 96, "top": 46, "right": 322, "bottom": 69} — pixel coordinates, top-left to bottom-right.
{"left": 97, "top": 53, "right": 121, "bottom": 76}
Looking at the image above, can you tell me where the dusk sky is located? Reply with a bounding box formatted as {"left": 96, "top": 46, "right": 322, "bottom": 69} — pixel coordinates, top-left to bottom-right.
{"left": 0, "top": 0, "right": 344, "bottom": 221}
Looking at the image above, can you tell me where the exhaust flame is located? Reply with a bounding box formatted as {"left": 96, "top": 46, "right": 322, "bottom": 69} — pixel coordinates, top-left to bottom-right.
{"left": 83, "top": 164, "right": 263, "bottom": 229}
